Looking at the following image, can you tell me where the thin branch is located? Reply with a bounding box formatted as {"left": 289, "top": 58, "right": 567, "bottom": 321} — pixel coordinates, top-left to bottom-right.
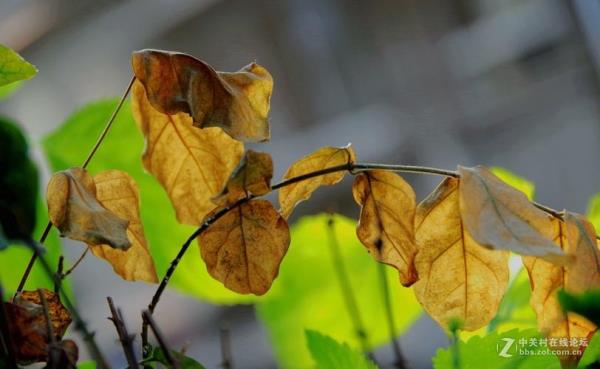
{"left": 142, "top": 310, "right": 180, "bottom": 369}
{"left": 38, "top": 288, "right": 61, "bottom": 369}
{"left": 33, "top": 246, "right": 112, "bottom": 369}
{"left": 351, "top": 163, "right": 458, "bottom": 178}
{"left": 54, "top": 256, "right": 64, "bottom": 294}
{"left": 15, "top": 76, "right": 136, "bottom": 295}
{"left": 219, "top": 324, "right": 233, "bottom": 369}
{"left": 377, "top": 263, "right": 406, "bottom": 369}
{"left": 107, "top": 297, "right": 139, "bottom": 369}
{"left": 326, "top": 216, "right": 374, "bottom": 362}
{"left": 61, "top": 247, "right": 90, "bottom": 278}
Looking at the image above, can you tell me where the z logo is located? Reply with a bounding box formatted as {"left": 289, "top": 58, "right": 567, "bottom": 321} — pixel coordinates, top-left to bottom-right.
{"left": 497, "top": 338, "right": 515, "bottom": 358}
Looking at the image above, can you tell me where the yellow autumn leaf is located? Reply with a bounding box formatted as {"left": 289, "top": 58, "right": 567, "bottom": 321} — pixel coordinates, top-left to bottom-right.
{"left": 46, "top": 167, "right": 130, "bottom": 249}
{"left": 523, "top": 212, "right": 600, "bottom": 368}
{"left": 352, "top": 170, "right": 418, "bottom": 286}
{"left": 198, "top": 199, "right": 290, "bottom": 295}
{"left": 131, "top": 49, "right": 273, "bottom": 142}
{"left": 213, "top": 150, "right": 273, "bottom": 206}
{"left": 414, "top": 177, "right": 509, "bottom": 331}
{"left": 279, "top": 145, "right": 356, "bottom": 219}
{"left": 90, "top": 170, "right": 158, "bottom": 283}
{"left": 458, "top": 165, "right": 566, "bottom": 262}
{"left": 131, "top": 80, "right": 244, "bottom": 225}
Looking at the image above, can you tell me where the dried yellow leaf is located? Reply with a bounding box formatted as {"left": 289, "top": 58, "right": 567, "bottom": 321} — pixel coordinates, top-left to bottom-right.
{"left": 414, "top": 177, "right": 509, "bottom": 331}
{"left": 132, "top": 49, "right": 273, "bottom": 142}
{"left": 132, "top": 80, "right": 244, "bottom": 225}
{"left": 90, "top": 170, "right": 158, "bottom": 283}
{"left": 458, "top": 165, "right": 566, "bottom": 262}
{"left": 46, "top": 167, "right": 130, "bottom": 249}
{"left": 213, "top": 150, "right": 273, "bottom": 206}
{"left": 279, "top": 145, "right": 355, "bottom": 219}
{"left": 523, "top": 212, "right": 600, "bottom": 367}
{"left": 352, "top": 170, "right": 418, "bottom": 286}
{"left": 198, "top": 200, "right": 290, "bottom": 295}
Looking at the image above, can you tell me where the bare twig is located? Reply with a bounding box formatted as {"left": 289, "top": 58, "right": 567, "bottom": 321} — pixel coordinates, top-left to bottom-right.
{"left": 38, "top": 288, "right": 61, "bottom": 369}
{"left": 142, "top": 310, "right": 180, "bottom": 369}
{"left": 61, "top": 247, "right": 90, "bottom": 278}
{"left": 219, "top": 324, "right": 233, "bottom": 369}
{"left": 377, "top": 264, "right": 407, "bottom": 369}
{"left": 54, "top": 256, "right": 64, "bottom": 294}
{"left": 107, "top": 297, "right": 139, "bottom": 369}
{"left": 326, "top": 216, "right": 374, "bottom": 362}
{"left": 15, "top": 76, "right": 136, "bottom": 295}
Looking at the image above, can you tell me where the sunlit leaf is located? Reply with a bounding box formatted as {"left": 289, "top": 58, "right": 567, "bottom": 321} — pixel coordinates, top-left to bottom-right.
{"left": 77, "top": 360, "right": 96, "bottom": 369}
{"left": 458, "top": 166, "right": 566, "bottom": 262}
{"left": 43, "top": 99, "right": 255, "bottom": 303}
{"left": 46, "top": 168, "right": 130, "bottom": 250}
{"left": 414, "top": 177, "right": 509, "bottom": 331}
{"left": 352, "top": 170, "right": 418, "bottom": 286}
{"left": 578, "top": 331, "right": 600, "bottom": 368}
{"left": 132, "top": 49, "right": 272, "bottom": 142}
{"left": 523, "top": 213, "right": 600, "bottom": 367}
{"left": 141, "top": 347, "right": 207, "bottom": 369}
{"left": 0, "top": 44, "right": 37, "bottom": 86}
{"left": 486, "top": 269, "right": 537, "bottom": 334}
{"left": 305, "top": 330, "right": 379, "bottom": 369}
{"left": 256, "top": 214, "right": 421, "bottom": 368}
{"left": 279, "top": 146, "right": 355, "bottom": 219}
{"left": 90, "top": 170, "right": 158, "bottom": 283}
{"left": 586, "top": 194, "right": 600, "bottom": 233}
{"left": 198, "top": 200, "right": 289, "bottom": 295}
{"left": 131, "top": 80, "right": 244, "bottom": 226}
{"left": 213, "top": 150, "right": 273, "bottom": 206}
{"left": 0, "top": 81, "right": 22, "bottom": 100}
{"left": 432, "top": 329, "right": 560, "bottom": 369}
{"left": 490, "top": 167, "right": 535, "bottom": 201}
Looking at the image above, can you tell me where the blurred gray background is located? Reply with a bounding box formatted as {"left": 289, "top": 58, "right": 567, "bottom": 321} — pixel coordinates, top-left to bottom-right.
{"left": 1, "top": 0, "right": 600, "bottom": 368}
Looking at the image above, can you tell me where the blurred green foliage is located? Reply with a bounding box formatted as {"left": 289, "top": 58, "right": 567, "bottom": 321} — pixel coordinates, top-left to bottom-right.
{"left": 306, "top": 330, "right": 378, "bottom": 369}
{"left": 140, "top": 347, "right": 206, "bottom": 369}
{"left": 257, "top": 214, "right": 421, "bottom": 368}
{"left": 558, "top": 290, "right": 600, "bottom": 327}
{"left": 0, "top": 44, "right": 37, "bottom": 86}
{"left": 490, "top": 167, "right": 535, "bottom": 200}
{"left": 0, "top": 81, "right": 21, "bottom": 100}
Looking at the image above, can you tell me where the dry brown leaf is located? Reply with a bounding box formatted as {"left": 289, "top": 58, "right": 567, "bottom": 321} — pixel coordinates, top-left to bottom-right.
{"left": 352, "top": 170, "right": 418, "bottom": 286}
{"left": 414, "top": 177, "right": 509, "bottom": 331}
{"left": 278, "top": 145, "right": 356, "bottom": 219}
{"left": 90, "top": 170, "right": 158, "bottom": 283}
{"left": 523, "top": 212, "right": 600, "bottom": 368}
{"left": 5, "top": 289, "right": 72, "bottom": 363}
{"left": 198, "top": 199, "right": 290, "bottom": 295}
{"left": 213, "top": 150, "right": 273, "bottom": 206}
{"left": 132, "top": 49, "right": 273, "bottom": 142}
{"left": 458, "top": 165, "right": 566, "bottom": 262}
{"left": 46, "top": 167, "right": 130, "bottom": 249}
{"left": 132, "top": 80, "right": 244, "bottom": 225}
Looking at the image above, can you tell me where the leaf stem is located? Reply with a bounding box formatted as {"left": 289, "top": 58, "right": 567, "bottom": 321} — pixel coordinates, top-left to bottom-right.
{"left": 219, "top": 324, "right": 233, "bottom": 369}
{"left": 61, "top": 247, "right": 90, "bottom": 278}
{"left": 377, "top": 263, "right": 407, "bottom": 369}
{"left": 326, "top": 216, "right": 374, "bottom": 361}
{"left": 14, "top": 76, "right": 136, "bottom": 295}
{"left": 108, "top": 297, "right": 139, "bottom": 369}
{"left": 142, "top": 310, "right": 180, "bottom": 369}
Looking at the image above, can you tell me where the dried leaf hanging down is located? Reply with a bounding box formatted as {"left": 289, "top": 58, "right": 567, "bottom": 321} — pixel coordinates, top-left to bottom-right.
{"left": 132, "top": 80, "right": 244, "bottom": 225}
{"left": 352, "top": 170, "right": 418, "bottom": 286}
{"left": 523, "top": 212, "right": 600, "bottom": 368}
{"left": 458, "top": 165, "right": 566, "bottom": 263}
{"left": 46, "top": 167, "right": 130, "bottom": 249}
{"left": 132, "top": 49, "right": 273, "bottom": 142}
{"left": 213, "top": 150, "right": 273, "bottom": 206}
{"left": 4, "top": 289, "right": 72, "bottom": 363}
{"left": 414, "top": 178, "right": 509, "bottom": 331}
{"left": 90, "top": 170, "right": 158, "bottom": 283}
{"left": 279, "top": 145, "right": 356, "bottom": 219}
{"left": 198, "top": 199, "right": 290, "bottom": 295}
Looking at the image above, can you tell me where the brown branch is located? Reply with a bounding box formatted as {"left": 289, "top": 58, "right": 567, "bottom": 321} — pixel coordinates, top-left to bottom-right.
{"left": 61, "top": 247, "right": 90, "bottom": 278}
{"left": 142, "top": 310, "right": 180, "bottom": 369}
{"left": 107, "top": 297, "right": 139, "bottom": 369}
{"left": 54, "top": 256, "right": 64, "bottom": 294}
{"left": 15, "top": 76, "right": 136, "bottom": 295}
{"left": 38, "top": 288, "right": 61, "bottom": 369}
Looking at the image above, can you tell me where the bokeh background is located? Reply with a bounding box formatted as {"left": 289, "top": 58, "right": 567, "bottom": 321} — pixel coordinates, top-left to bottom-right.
{"left": 1, "top": 0, "right": 600, "bottom": 368}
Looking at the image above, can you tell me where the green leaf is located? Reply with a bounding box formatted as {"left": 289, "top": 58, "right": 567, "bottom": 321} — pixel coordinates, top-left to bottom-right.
{"left": 490, "top": 167, "right": 535, "bottom": 201}
{"left": 558, "top": 290, "right": 600, "bottom": 327}
{"left": 77, "top": 360, "right": 97, "bottom": 369}
{"left": 0, "top": 116, "right": 38, "bottom": 248}
{"left": 0, "top": 81, "right": 21, "bottom": 100}
{"left": 433, "top": 329, "right": 561, "bottom": 369}
{"left": 256, "top": 214, "right": 422, "bottom": 369}
{"left": 306, "top": 330, "right": 379, "bottom": 369}
{"left": 587, "top": 194, "right": 600, "bottom": 233}
{"left": 42, "top": 99, "right": 258, "bottom": 303}
{"left": 0, "top": 45, "right": 37, "bottom": 86}
{"left": 141, "top": 347, "right": 206, "bottom": 369}
{"left": 487, "top": 269, "right": 537, "bottom": 333}
{"left": 578, "top": 332, "right": 600, "bottom": 368}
